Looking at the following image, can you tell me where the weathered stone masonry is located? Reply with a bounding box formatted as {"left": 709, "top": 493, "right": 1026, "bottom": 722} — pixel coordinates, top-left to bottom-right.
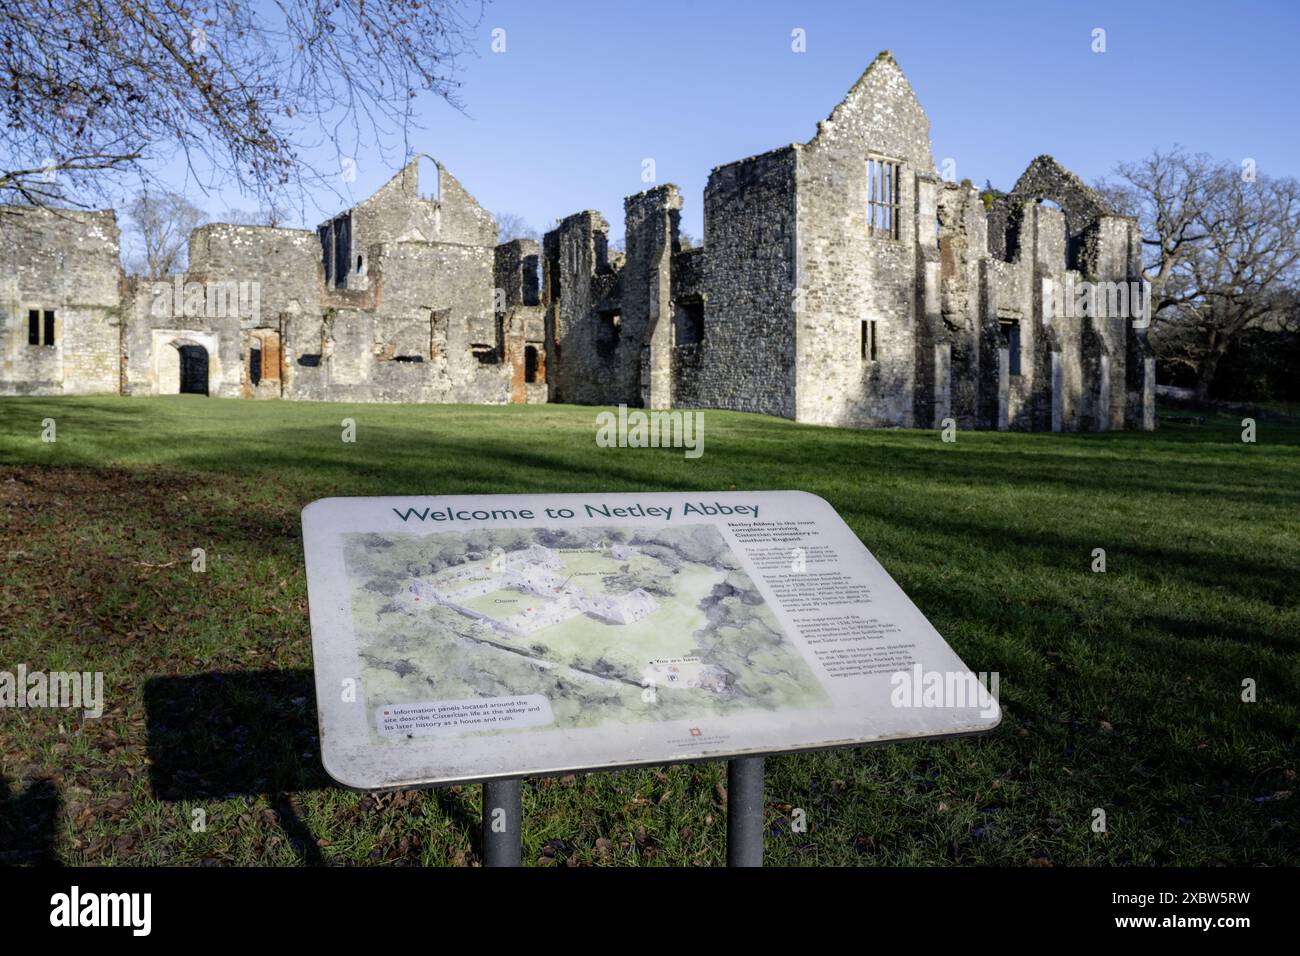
{"left": 541, "top": 51, "right": 1154, "bottom": 432}
{"left": 3, "top": 157, "right": 516, "bottom": 405}
{"left": 1, "top": 53, "right": 1154, "bottom": 431}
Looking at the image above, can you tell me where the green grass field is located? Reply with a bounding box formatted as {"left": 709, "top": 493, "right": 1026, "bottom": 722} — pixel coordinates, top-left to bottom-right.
{"left": 1, "top": 395, "right": 1297, "bottom": 866}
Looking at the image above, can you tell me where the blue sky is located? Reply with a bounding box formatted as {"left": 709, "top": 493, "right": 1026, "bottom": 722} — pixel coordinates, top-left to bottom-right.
{"left": 179, "top": 0, "right": 1300, "bottom": 241}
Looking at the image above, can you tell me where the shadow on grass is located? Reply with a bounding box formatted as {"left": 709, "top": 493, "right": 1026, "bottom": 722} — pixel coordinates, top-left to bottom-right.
{"left": 143, "top": 671, "right": 484, "bottom": 866}
{"left": 129, "top": 420, "right": 1300, "bottom": 508}
{"left": 0, "top": 777, "right": 60, "bottom": 865}
{"left": 145, "top": 670, "right": 329, "bottom": 864}
{"left": 4, "top": 399, "right": 1296, "bottom": 863}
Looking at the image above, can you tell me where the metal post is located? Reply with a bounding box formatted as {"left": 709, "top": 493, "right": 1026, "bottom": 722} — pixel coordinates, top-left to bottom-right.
{"left": 726, "top": 757, "right": 765, "bottom": 867}
{"left": 482, "top": 778, "right": 522, "bottom": 867}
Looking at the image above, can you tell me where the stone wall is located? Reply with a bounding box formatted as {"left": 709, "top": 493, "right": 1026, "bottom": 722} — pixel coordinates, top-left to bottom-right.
{"left": 0, "top": 208, "right": 121, "bottom": 396}
{"left": 121, "top": 223, "right": 321, "bottom": 399}
{"left": 526, "top": 51, "right": 1151, "bottom": 433}
{"left": 623, "top": 185, "right": 680, "bottom": 410}
{"left": 793, "top": 51, "right": 936, "bottom": 428}
{"left": 542, "top": 210, "right": 620, "bottom": 405}
{"left": 495, "top": 238, "right": 547, "bottom": 403}
{"left": 0, "top": 55, "right": 1156, "bottom": 431}
{"left": 684, "top": 146, "right": 799, "bottom": 418}
{"left": 989, "top": 155, "right": 1113, "bottom": 269}
{"left": 135, "top": 159, "right": 504, "bottom": 405}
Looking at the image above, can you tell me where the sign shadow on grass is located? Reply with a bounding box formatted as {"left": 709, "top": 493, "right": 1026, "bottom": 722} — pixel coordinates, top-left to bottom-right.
{"left": 144, "top": 670, "right": 482, "bottom": 865}
{"left": 145, "top": 670, "right": 332, "bottom": 864}
{"left": 0, "top": 777, "right": 60, "bottom": 866}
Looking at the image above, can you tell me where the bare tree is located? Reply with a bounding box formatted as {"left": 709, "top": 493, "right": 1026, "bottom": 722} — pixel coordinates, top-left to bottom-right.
{"left": 1178, "top": 174, "right": 1300, "bottom": 398}
{"left": 1097, "top": 148, "right": 1228, "bottom": 319}
{"left": 125, "top": 189, "right": 206, "bottom": 277}
{"left": 495, "top": 211, "right": 539, "bottom": 244}
{"left": 221, "top": 204, "right": 295, "bottom": 228}
{"left": 0, "top": 1, "right": 483, "bottom": 210}
{"left": 1102, "top": 149, "right": 1300, "bottom": 399}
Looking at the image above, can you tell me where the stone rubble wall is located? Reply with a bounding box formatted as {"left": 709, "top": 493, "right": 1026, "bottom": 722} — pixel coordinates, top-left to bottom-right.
{"left": 0, "top": 208, "right": 122, "bottom": 396}
{"left": 0, "top": 57, "right": 1155, "bottom": 431}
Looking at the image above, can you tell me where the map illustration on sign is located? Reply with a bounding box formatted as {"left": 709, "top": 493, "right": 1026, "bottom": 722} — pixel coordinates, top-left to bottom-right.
{"left": 343, "top": 524, "right": 829, "bottom": 740}
{"left": 304, "top": 491, "right": 999, "bottom": 789}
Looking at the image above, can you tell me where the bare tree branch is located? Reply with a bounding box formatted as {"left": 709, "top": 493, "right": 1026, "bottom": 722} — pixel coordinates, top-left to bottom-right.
{"left": 0, "top": 0, "right": 484, "bottom": 211}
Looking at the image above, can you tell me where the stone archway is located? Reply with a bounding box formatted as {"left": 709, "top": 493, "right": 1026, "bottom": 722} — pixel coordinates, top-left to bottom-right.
{"left": 152, "top": 330, "right": 220, "bottom": 396}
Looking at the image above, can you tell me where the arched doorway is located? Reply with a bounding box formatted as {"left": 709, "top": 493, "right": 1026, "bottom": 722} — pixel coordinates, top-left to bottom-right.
{"left": 178, "top": 345, "right": 209, "bottom": 395}
{"left": 524, "top": 345, "right": 539, "bottom": 383}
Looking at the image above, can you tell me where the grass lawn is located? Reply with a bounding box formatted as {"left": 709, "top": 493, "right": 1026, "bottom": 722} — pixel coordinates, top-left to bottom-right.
{"left": 1, "top": 395, "right": 1297, "bottom": 866}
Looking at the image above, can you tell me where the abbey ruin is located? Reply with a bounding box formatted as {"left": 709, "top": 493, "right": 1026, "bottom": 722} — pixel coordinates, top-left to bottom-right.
{"left": 0, "top": 52, "right": 1155, "bottom": 431}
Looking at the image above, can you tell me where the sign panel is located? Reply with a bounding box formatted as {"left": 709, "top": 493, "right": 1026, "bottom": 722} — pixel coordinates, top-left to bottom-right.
{"left": 302, "top": 491, "right": 999, "bottom": 790}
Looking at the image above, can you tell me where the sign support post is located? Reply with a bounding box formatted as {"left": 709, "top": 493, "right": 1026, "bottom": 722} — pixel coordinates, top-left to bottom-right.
{"left": 726, "top": 757, "right": 765, "bottom": 867}
{"left": 482, "top": 779, "right": 522, "bottom": 867}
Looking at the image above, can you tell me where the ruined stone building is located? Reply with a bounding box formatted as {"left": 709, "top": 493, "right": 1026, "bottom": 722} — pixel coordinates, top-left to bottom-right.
{"left": 0, "top": 51, "right": 1154, "bottom": 431}
{"left": 1, "top": 158, "right": 521, "bottom": 405}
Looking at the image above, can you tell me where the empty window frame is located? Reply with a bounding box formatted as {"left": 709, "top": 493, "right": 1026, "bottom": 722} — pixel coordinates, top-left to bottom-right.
{"left": 861, "top": 319, "right": 879, "bottom": 362}
{"left": 524, "top": 345, "right": 540, "bottom": 383}
{"left": 1000, "top": 319, "right": 1022, "bottom": 376}
{"left": 549, "top": 264, "right": 561, "bottom": 302}
{"left": 318, "top": 225, "right": 332, "bottom": 284}
{"left": 332, "top": 215, "right": 351, "bottom": 289}
{"left": 522, "top": 255, "right": 541, "bottom": 306}
{"left": 867, "top": 157, "right": 902, "bottom": 240}
{"left": 249, "top": 344, "right": 262, "bottom": 386}
{"left": 675, "top": 299, "right": 705, "bottom": 346}
{"left": 28, "top": 308, "right": 55, "bottom": 346}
